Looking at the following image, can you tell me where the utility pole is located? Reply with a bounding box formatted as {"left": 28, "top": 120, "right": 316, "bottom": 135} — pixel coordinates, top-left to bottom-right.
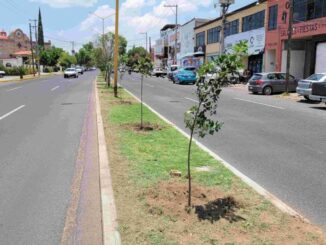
{"left": 217, "top": 0, "right": 234, "bottom": 55}
{"left": 29, "top": 22, "right": 35, "bottom": 76}
{"left": 30, "top": 19, "right": 40, "bottom": 76}
{"left": 71, "top": 41, "right": 75, "bottom": 55}
{"left": 164, "top": 4, "right": 178, "bottom": 64}
{"left": 285, "top": 0, "right": 294, "bottom": 94}
{"left": 113, "top": 0, "right": 120, "bottom": 97}
{"left": 140, "top": 32, "right": 148, "bottom": 52}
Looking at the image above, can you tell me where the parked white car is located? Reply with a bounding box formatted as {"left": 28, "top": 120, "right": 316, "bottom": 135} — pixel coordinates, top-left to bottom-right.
{"left": 0, "top": 70, "right": 5, "bottom": 78}
{"left": 64, "top": 68, "right": 78, "bottom": 78}
{"left": 75, "top": 66, "right": 84, "bottom": 75}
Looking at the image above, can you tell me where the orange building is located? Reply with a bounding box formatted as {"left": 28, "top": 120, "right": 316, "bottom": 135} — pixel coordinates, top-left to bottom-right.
{"left": 265, "top": 0, "right": 326, "bottom": 79}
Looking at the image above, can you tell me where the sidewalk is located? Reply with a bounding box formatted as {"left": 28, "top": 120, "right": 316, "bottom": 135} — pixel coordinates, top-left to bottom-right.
{"left": 0, "top": 72, "right": 62, "bottom": 83}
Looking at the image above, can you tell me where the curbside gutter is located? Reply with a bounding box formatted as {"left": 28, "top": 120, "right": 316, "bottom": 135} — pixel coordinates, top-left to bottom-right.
{"left": 122, "top": 85, "right": 310, "bottom": 224}
{"left": 95, "top": 79, "right": 121, "bottom": 245}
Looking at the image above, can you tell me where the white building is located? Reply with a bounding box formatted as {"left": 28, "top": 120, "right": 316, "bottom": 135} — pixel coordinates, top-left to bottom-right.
{"left": 179, "top": 18, "right": 210, "bottom": 68}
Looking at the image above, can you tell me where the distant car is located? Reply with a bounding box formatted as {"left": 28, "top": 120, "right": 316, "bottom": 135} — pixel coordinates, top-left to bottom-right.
{"left": 64, "top": 68, "right": 78, "bottom": 78}
{"left": 75, "top": 66, "right": 83, "bottom": 75}
{"left": 0, "top": 70, "right": 5, "bottom": 78}
{"left": 173, "top": 68, "right": 197, "bottom": 85}
{"left": 90, "top": 67, "right": 97, "bottom": 71}
{"left": 151, "top": 67, "right": 167, "bottom": 77}
{"left": 167, "top": 65, "right": 179, "bottom": 81}
{"left": 248, "top": 72, "right": 298, "bottom": 95}
{"left": 296, "top": 73, "right": 326, "bottom": 100}
{"left": 119, "top": 67, "right": 126, "bottom": 72}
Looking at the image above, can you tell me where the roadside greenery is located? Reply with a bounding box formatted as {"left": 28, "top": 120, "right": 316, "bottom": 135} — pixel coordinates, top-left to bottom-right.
{"left": 97, "top": 76, "right": 326, "bottom": 245}
{"left": 184, "top": 41, "right": 248, "bottom": 208}
{"left": 135, "top": 56, "right": 153, "bottom": 129}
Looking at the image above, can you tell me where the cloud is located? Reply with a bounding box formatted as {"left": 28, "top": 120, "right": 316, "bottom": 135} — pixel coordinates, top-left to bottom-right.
{"left": 30, "top": 0, "right": 98, "bottom": 8}
{"left": 80, "top": 5, "right": 115, "bottom": 31}
{"left": 122, "top": 0, "right": 156, "bottom": 9}
{"left": 128, "top": 13, "right": 168, "bottom": 33}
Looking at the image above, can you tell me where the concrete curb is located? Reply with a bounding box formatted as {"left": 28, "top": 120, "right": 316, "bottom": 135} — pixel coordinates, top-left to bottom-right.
{"left": 0, "top": 73, "right": 57, "bottom": 83}
{"left": 121, "top": 85, "right": 309, "bottom": 223}
{"left": 95, "top": 79, "right": 121, "bottom": 245}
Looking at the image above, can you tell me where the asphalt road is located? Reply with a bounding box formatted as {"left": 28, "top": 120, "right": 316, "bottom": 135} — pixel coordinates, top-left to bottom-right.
{"left": 0, "top": 72, "right": 102, "bottom": 244}
{"left": 121, "top": 72, "right": 326, "bottom": 226}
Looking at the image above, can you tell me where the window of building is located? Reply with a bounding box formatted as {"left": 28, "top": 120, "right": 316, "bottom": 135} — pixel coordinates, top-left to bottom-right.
{"left": 207, "top": 27, "right": 220, "bottom": 44}
{"left": 224, "top": 19, "right": 239, "bottom": 37}
{"left": 293, "top": 0, "right": 326, "bottom": 23}
{"left": 196, "top": 31, "right": 205, "bottom": 46}
{"left": 242, "top": 10, "right": 265, "bottom": 32}
{"left": 268, "top": 5, "right": 278, "bottom": 30}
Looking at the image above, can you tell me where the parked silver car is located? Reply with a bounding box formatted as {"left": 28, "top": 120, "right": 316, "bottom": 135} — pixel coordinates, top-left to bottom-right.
{"left": 248, "top": 72, "right": 297, "bottom": 95}
{"left": 296, "top": 73, "right": 326, "bottom": 100}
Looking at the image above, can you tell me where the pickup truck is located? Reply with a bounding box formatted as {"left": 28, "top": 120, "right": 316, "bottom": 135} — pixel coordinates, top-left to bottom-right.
{"left": 151, "top": 68, "right": 167, "bottom": 77}
{"left": 0, "top": 70, "right": 5, "bottom": 78}
{"left": 310, "top": 81, "right": 326, "bottom": 103}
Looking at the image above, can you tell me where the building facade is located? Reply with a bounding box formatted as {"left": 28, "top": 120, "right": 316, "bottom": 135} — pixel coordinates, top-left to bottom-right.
{"left": 266, "top": 0, "right": 326, "bottom": 79}
{"left": 179, "top": 18, "right": 210, "bottom": 68}
{"left": 194, "top": 1, "right": 267, "bottom": 73}
{"left": 0, "top": 28, "right": 51, "bottom": 67}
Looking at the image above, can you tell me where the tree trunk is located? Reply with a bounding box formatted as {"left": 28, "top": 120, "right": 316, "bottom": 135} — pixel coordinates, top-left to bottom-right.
{"left": 187, "top": 103, "right": 201, "bottom": 208}
{"left": 140, "top": 74, "right": 144, "bottom": 129}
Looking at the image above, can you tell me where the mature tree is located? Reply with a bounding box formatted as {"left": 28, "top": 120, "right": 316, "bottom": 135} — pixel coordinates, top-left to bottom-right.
{"left": 184, "top": 41, "right": 248, "bottom": 208}
{"left": 59, "top": 52, "right": 77, "bottom": 69}
{"left": 40, "top": 46, "right": 63, "bottom": 67}
{"left": 127, "top": 46, "right": 148, "bottom": 68}
{"left": 38, "top": 8, "right": 45, "bottom": 49}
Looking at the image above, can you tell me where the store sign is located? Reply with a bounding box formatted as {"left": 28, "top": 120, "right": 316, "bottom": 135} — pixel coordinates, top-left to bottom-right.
{"left": 225, "top": 27, "right": 265, "bottom": 55}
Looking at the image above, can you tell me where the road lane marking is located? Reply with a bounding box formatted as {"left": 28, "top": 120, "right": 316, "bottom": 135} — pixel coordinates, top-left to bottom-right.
{"left": 7, "top": 86, "right": 22, "bottom": 92}
{"left": 51, "top": 86, "right": 60, "bottom": 91}
{"left": 233, "top": 98, "right": 285, "bottom": 110}
{"left": 0, "top": 105, "right": 26, "bottom": 121}
{"left": 184, "top": 97, "right": 199, "bottom": 103}
{"left": 145, "top": 84, "right": 154, "bottom": 88}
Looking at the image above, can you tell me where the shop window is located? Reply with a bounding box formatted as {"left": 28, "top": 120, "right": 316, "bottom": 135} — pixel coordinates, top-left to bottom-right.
{"left": 242, "top": 10, "right": 265, "bottom": 32}
{"left": 224, "top": 19, "right": 239, "bottom": 37}
{"left": 196, "top": 31, "right": 205, "bottom": 46}
{"left": 207, "top": 27, "right": 220, "bottom": 44}
{"left": 268, "top": 5, "right": 278, "bottom": 30}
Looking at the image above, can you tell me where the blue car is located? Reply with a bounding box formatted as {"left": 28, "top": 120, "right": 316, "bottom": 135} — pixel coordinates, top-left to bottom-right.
{"left": 173, "top": 68, "right": 197, "bottom": 85}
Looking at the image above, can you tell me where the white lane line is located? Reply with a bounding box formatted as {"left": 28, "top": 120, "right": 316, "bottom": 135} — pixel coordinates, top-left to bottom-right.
{"left": 0, "top": 105, "right": 26, "bottom": 121}
{"left": 51, "top": 86, "right": 60, "bottom": 91}
{"left": 234, "top": 98, "right": 285, "bottom": 110}
{"left": 145, "top": 84, "right": 154, "bottom": 88}
{"left": 184, "top": 97, "right": 199, "bottom": 103}
{"left": 7, "top": 86, "right": 22, "bottom": 92}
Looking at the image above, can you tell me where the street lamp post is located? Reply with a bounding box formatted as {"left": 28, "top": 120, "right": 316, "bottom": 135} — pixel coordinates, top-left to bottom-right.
{"left": 164, "top": 4, "right": 178, "bottom": 65}
{"left": 217, "top": 0, "right": 234, "bottom": 55}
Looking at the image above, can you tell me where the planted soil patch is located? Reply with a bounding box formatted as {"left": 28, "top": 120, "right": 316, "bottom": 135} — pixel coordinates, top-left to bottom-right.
{"left": 121, "top": 122, "right": 164, "bottom": 132}
{"left": 146, "top": 180, "right": 243, "bottom": 223}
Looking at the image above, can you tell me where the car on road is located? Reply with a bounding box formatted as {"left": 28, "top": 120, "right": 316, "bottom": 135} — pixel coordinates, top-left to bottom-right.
{"left": 309, "top": 80, "right": 326, "bottom": 103}
{"left": 248, "top": 72, "right": 297, "bottom": 95}
{"left": 0, "top": 70, "right": 5, "bottom": 78}
{"left": 172, "top": 66, "right": 197, "bottom": 83}
{"left": 64, "top": 68, "right": 78, "bottom": 78}
{"left": 151, "top": 67, "right": 167, "bottom": 77}
{"left": 167, "top": 65, "right": 179, "bottom": 81}
{"left": 75, "top": 66, "right": 84, "bottom": 75}
{"left": 296, "top": 73, "right": 326, "bottom": 100}
{"left": 173, "top": 68, "right": 197, "bottom": 85}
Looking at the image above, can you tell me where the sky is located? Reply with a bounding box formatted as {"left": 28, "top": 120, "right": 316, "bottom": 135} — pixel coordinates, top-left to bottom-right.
{"left": 0, "top": 0, "right": 257, "bottom": 52}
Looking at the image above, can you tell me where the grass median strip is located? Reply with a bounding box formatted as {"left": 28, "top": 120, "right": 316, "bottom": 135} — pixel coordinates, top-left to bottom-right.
{"left": 97, "top": 76, "right": 326, "bottom": 245}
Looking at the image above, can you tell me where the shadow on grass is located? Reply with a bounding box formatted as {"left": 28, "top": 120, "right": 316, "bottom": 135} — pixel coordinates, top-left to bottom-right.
{"left": 195, "top": 196, "right": 245, "bottom": 224}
